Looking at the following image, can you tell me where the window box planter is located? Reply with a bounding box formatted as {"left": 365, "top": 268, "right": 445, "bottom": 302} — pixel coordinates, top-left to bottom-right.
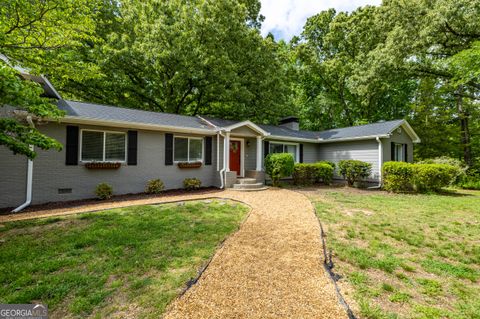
{"left": 177, "top": 162, "right": 202, "bottom": 169}
{"left": 84, "top": 162, "right": 122, "bottom": 169}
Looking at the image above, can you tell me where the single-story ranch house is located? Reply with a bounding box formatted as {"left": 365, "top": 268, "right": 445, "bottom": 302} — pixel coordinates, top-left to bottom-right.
{"left": 0, "top": 76, "right": 420, "bottom": 209}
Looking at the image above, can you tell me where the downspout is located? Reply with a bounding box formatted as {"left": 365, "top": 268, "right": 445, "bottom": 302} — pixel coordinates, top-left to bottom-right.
{"left": 369, "top": 136, "right": 383, "bottom": 189}
{"left": 12, "top": 116, "right": 35, "bottom": 212}
{"left": 218, "top": 130, "right": 226, "bottom": 189}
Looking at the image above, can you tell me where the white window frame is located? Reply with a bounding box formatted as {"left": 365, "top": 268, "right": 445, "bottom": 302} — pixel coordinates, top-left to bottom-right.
{"left": 269, "top": 141, "right": 300, "bottom": 163}
{"left": 173, "top": 136, "right": 204, "bottom": 163}
{"left": 79, "top": 129, "right": 127, "bottom": 163}
{"left": 394, "top": 143, "right": 404, "bottom": 162}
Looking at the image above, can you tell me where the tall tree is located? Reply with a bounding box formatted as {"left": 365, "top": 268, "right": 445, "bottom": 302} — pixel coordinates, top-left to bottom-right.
{"left": 0, "top": 0, "right": 100, "bottom": 158}
{"left": 295, "top": 7, "right": 416, "bottom": 130}
{"left": 363, "top": 0, "right": 480, "bottom": 165}
{"left": 58, "top": 0, "right": 292, "bottom": 123}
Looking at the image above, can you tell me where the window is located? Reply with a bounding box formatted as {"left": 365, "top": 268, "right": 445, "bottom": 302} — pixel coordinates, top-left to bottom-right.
{"left": 81, "top": 130, "right": 126, "bottom": 162}
{"left": 394, "top": 143, "right": 404, "bottom": 162}
{"left": 174, "top": 137, "right": 203, "bottom": 162}
{"left": 269, "top": 142, "right": 298, "bottom": 162}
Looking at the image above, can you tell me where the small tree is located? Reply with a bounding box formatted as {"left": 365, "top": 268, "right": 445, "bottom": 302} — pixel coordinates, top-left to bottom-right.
{"left": 265, "top": 153, "right": 295, "bottom": 187}
{"left": 338, "top": 160, "right": 372, "bottom": 187}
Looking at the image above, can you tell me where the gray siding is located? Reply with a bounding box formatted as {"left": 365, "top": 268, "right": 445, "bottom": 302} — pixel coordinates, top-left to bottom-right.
{"left": 382, "top": 129, "right": 414, "bottom": 163}
{"left": 0, "top": 123, "right": 220, "bottom": 207}
{"left": 318, "top": 140, "right": 380, "bottom": 180}
{"left": 0, "top": 146, "right": 27, "bottom": 208}
{"left": 302, "top": 142, "right": 319, "bottom": 163}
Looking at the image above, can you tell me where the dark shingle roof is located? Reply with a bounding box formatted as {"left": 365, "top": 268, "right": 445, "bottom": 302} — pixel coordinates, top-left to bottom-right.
{"left": 58, "top": 100, "right": 211, "bottom": 130}
{"left": 58, "top": 100, "right": 407, "bottom": 141}
{"left": 316, "top": 120, "right": 404, "bottom": 141}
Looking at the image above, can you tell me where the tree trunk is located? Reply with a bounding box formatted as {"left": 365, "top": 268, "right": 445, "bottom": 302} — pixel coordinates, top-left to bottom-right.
{"left": 456, "top": 87, "right": 473, "bottom": 166}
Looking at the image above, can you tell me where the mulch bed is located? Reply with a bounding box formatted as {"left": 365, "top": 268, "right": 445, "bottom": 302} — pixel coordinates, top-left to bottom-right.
{"left": 0, "top": 187, "right": 219, "bottom": 215}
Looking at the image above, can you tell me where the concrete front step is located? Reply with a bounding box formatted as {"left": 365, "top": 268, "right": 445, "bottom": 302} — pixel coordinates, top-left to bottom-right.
{"left": 232, "top": 182, "right": 265, "bottom": 190}
{"left": 236, "top": 178, "right": 258, "bottom": 185}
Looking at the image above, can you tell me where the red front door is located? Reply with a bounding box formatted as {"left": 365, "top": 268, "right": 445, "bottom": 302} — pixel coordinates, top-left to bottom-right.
{"left": 229, "top": 140, "right": 241, "bottom": 176}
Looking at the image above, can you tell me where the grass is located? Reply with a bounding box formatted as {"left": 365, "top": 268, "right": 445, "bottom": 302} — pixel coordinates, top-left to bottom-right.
{"left": 310, "top": 188, "right": 480, "bottom": 319}
{"left": 0, "top": 200, "right": 248, "bottom": 318}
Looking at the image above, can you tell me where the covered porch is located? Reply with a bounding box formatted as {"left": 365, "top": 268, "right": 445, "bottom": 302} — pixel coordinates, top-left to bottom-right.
{"left": 215, "top": 120, "right": 270, "bottom": 190}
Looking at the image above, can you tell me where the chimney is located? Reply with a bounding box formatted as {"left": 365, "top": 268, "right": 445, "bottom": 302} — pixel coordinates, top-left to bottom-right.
{"left": 279, "top": 116, "right": 299, "bottom": 131}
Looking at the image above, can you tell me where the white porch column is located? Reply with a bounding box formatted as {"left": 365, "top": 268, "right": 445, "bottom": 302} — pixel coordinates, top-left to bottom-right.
{"left": 256, "top": 136, "right": 263, "bottom": 171}
{"left": 225, "top": 132, "right": 230, "bottom": 172}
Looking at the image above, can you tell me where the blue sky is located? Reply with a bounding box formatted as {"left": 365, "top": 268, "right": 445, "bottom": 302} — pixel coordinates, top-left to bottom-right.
{"left": 260, "top": 0, "right": 382, "bottom": 41}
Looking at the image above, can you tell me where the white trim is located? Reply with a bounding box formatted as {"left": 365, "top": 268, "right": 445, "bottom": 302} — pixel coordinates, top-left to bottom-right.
{"left": 224, "top": 120, "right": 270, "bottom": 137}
{"left": 79, "top": 129, "right": 127, "bottom": 163}
{"left": 229, "top": 137, "right": 245, "bottom": 177}
{"left": 317, "top": 134, "right": 390, "bottom": 143}
{"left": 225, "top": 132, "right": 230, "bottom": 172}
{"left": 256, "top": 136, "right": 263, "bottom": 171}
{"left": 60, "top": 116, "right": 217, "bottom": 135}
{"left": 268, "top": 141, "right": 300, "bottom": 163}
{"left": 197, "top": 116, "right": 219, "bottom": 129}
{"left": 173, "top": 135, "right": 204, "bottom": 163}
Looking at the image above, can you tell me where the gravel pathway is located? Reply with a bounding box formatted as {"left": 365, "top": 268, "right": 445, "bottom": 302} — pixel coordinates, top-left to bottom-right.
{"left": 0, "top": 188, "right": 346, "bottom": 318}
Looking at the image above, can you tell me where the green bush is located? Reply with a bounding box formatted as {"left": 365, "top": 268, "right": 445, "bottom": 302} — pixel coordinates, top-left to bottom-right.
{"left": 417, "top": 157, "right": 466, "bottom": 184}
{"left": 292, "top": 162, "right": 333, "bottom": 185}
{"left": 183, "top": 178, "right": 201, "bottom": 190}
{"left": 338, "top": 160, "right": 372, "bottom": 187}
{"left": 459, "top": 178, "right": 480, "bottom": 190}
{"left": 292, "top": 163, "right": 316, "bottom": 185}
{"left": 383, "top": 162, "right": 414, "bottom": 192}
{"left": 318, "top": 160, "right": 336, "bottom": 170}
{"left": 412, "top": 164, "right": 459, "bottom": 192}
{"left": 265, "top": 153, "right": 295, "bottom": 186}
{"left": 95, "top": 183, "right": 113, "bottom": 200}
{"left": 145, "top": 179, "right": 165, "bottom": 194}
{"left": 314, "top": 162, "right": 334, "bottom": 184}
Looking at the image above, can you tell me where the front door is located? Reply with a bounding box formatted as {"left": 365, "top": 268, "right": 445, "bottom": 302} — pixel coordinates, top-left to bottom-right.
{"left": 229, "top": 140, "right": 242, "bottom": 176}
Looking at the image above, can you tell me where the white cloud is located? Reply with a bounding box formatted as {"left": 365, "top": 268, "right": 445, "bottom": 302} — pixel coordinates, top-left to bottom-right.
{"left": 260, "top": 0, "right": 382, "bottom": 41}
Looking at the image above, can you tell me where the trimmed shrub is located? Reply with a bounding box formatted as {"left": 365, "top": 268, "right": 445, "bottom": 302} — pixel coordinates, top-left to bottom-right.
{"left": 412, "top": 164, "right": 458, "bottom": 192}
{"left": 417, "top": 157, "right": 467, "bottom": 184}
{"left": 318, "top": 161, "right": 336, "bottom": 170}
{"left": 183, "top": 178, "right": 201, "bottom": 190}
{"left": 314, "top": 162, "right": 334, "bottom": 184}
{"left": 265, "top": 153, "right": 295, "bottom": 186}
{"left": 145, "top": 179, "right": 165, "bottom": 194}
{"left": 292, "top": 163, "right": 316, "bottom": 185}
{"left": 338, "top": 160, "right": 372, "bottom": 187}
{"left": 293, "top": 162, "right": 334, "bottom": 185}
{"left": 95, "top": 183, "right": 113, "bottom": 200}
{"left": 383, "top": 162, "right": 414, "bottom": 192}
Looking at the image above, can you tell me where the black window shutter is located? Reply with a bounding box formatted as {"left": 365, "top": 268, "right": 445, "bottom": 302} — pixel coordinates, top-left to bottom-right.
{"left": 404, "top": 144, "right": 408, "bottom": 162}
{"left": 127, "top": 131, "right": 138, "bottom": 165}
{"left": 65, "top": 125, "right": 79, "bottom": 165}
{"left": 391, "top": 142, "right": 395, "bottom": 161}
{"left": 299, "top": 144, "right": 304, "bottom": 163}
{"left": 264, "top": 141, "right": 270, "bottom": 158}
{"left": 165, "top": 133, "right": 173, "bottom": 165}
{"left": 205, "top": 136, "right": 212, "bottom": 165}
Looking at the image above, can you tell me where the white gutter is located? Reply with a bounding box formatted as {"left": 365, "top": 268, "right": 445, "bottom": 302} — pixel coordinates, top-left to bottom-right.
{"left": 12, "top": 116, "right": 35, "bottom": 212}
{"left": 369, "top": 136, "right": 383, "bottom": 189}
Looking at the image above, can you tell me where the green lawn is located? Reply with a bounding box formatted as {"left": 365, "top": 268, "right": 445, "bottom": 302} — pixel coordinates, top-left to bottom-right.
{"left": 310, "top": 188, "right": 480, "bottom": 319}
{"left": 0, "top": 200, "right": 248, "bottom": 318}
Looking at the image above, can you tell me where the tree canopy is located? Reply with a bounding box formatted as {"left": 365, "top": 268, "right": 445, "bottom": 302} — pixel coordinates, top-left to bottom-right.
{"left": 1, "top": 0, "right": 479, "bottom": 165}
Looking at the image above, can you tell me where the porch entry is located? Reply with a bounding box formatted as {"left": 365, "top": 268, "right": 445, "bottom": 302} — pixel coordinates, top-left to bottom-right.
{"left": 229, "top": 140, "right": 242, "bottom": 176}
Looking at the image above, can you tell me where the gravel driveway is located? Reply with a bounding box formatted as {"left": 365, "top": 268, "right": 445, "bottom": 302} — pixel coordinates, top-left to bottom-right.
{"left": 0, "top": 188, "right": 346, "bottom": 318}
